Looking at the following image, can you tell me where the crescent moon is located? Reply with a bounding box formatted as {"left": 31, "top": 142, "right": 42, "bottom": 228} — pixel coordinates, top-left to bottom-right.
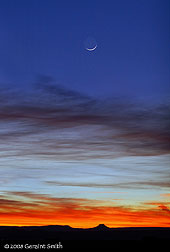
{"left": 86, "top": 44, "right": 97, "bottom": 51}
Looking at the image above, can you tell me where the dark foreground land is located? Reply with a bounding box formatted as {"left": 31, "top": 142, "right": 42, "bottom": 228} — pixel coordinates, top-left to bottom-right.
{"left": 0, "top": 224, "right": 169, "bottom": 250}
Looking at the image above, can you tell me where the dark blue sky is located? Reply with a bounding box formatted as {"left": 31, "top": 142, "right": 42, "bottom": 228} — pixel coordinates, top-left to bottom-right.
{"left": 0, "top": 0, "right": 169, "bottom": 98}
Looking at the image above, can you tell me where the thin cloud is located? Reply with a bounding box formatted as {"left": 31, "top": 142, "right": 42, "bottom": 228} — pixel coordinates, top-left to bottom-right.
{"left": 0, "top": 191, "right": 170, "bottom": 228}
{"left": 45, "top": 180, "right": 170, "bottom": 190}
{"left": 161, "top": 194, "right": 170, "bottom": 197}
{"left": 144, "top": 201, "right": 170, "bottom": 214}
{"left": 0, "top": 76, "right": 170, "bottom": 160}
{"left": 158, "top": 205, "right": 170, "bottom": 213}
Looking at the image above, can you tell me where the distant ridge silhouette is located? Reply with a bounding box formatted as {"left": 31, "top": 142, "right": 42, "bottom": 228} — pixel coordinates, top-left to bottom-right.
{"left": 39, "top": 225, "right": 72, "bottom": 231}
{"left": 0, "top": 225, "right": 170, "bottom": 242}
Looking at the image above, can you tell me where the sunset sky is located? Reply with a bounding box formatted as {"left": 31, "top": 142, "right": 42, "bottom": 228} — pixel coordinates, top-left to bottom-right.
{"left": 0, "top": 0, "right": 170, "bottom": 228}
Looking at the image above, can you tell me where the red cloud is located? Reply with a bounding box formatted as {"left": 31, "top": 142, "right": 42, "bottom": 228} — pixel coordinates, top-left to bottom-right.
{"left": 159, "top": 204, "right": 170, "bottom": 213}
{"left": 0, "top": 192, "right": 170, "bottom": 228}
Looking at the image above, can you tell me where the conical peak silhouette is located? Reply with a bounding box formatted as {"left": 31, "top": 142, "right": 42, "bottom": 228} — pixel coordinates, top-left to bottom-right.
{"left": 95, "top": 224, "right": 109, "bottom": 230}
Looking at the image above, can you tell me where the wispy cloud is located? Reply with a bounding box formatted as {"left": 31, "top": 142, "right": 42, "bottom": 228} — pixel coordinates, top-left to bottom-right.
{"left": 0, "top": 191, "right": 170, "bottom": 228}
{"left": 161, "top": 194, "right": 170, "bottom": 198}
{"left": 0, "top": 76, "right": 170, "bottom": 161}
{"left": 144, "top": 201, "right": 170, "bottom": 214}
{"left": 46, "top": 179, "right": 170, "bottom": 190}
{"left": 158, "top": 205, "right": 170, "bottom": 213}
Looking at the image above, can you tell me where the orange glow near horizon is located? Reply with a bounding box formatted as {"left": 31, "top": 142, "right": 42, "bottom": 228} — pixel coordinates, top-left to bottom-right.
{"left": 0, "top": 194, "right": 170, "bottom": 228}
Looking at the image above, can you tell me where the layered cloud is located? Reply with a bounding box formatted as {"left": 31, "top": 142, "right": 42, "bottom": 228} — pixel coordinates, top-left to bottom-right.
{"left": 0, "top": 191, "right": 170, "bottom": 228}
{"left": 0, "top": 77, "right": 170, "bottom": 161}
{"left": 46, "top": 179, "right": 170, "bottom": 190}
{"left": 0, "top": 77, "right": 170, "bottom": 227}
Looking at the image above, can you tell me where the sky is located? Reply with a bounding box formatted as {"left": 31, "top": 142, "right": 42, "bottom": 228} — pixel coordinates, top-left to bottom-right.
{"left": 0, "top": 0, "right": 170, "bottom": 228}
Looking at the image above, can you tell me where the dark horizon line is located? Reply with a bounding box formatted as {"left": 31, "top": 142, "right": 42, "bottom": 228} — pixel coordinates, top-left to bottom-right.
{"left": 0, "top": 224, "right": 170, "bottom": 230}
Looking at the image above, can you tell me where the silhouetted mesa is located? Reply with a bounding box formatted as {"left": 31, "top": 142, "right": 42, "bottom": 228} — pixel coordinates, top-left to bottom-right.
{"left": 0, "top": 225, "right": 170, "bottom": 242}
